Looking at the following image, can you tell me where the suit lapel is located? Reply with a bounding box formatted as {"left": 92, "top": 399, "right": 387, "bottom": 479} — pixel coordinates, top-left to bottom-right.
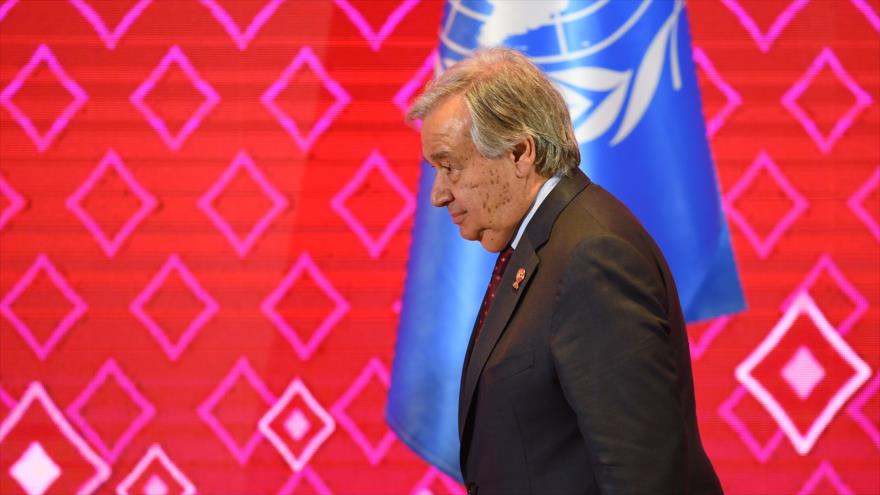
{"left": 458, "top": 170, "right": 591, "bottom": 435}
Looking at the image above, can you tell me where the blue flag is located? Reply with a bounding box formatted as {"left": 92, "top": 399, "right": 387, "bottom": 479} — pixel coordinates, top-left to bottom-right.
{"left": 387, "top": 0, "right": 746, "bottom": 480}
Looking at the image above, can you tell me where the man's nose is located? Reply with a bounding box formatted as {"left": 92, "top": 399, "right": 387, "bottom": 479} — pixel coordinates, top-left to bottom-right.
{"left": 430, "top": 172, "right": 452, "bottom": 207}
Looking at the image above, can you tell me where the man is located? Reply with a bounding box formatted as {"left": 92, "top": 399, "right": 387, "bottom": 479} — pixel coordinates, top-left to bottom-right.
{"left": 407, "top": 48, "right": 723, "bottom": 494}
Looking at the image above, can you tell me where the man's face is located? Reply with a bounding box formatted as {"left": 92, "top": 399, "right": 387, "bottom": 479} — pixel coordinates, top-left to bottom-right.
{"left": 421, "top": 95, "right": 531, "bottom": 252}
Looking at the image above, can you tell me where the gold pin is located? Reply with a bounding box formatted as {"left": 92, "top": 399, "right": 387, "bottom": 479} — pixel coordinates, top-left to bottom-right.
{"left": 512, "top": 268, "right": 526, "bottom": 290}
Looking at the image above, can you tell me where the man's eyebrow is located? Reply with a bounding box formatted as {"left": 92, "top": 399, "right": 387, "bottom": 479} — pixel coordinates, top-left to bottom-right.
{"left": 429, "top": 150, "right": 451, "bottom": 162}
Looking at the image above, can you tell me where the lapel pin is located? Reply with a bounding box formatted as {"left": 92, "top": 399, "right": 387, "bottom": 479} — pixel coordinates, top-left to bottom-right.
{"left": 512, "top": 268, "right": 526, "bottom": 291}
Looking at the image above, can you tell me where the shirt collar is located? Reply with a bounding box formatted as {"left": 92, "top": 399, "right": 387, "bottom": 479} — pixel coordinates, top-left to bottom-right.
{"left": 511, "top": 175, "right": 561, "bottom": 249}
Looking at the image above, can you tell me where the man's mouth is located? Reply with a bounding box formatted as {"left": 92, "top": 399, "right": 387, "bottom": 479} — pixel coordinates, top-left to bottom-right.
{"left": 450, "top": 211, "right": 465, "bottom": 224}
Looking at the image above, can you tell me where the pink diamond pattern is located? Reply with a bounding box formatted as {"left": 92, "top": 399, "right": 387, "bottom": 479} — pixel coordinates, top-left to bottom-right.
{"left": 718, "top": 385, "right": 785, "bottom": 463}
{"left": 129, "top": 254, "right": 219, "bottom": 361}
{"left": 848, "top": 166, "right": 879, "bottom": 241}
{"left": 261, "top": 46, "right": 350, "bottom": 152}
{"left": 849, "top": 0, "right": 880, "bottom": 31}
{"left": 331, "top": 358, "right": 395, "bottom": 466}
{"left": 200, "top": 0, "right": 285, "bottom": 50}
{"left": 130, "top": 45, "right": 220, "bottom": 152}
{"left": 333, "top": 0, "right": 420, "bottom": 51}
{"left": 688, "top": 315, "right": 730, "bottom": 360}
{"left": 285, "top": 410, "right": 310, "bottom": 441}
{"left": 66, "top": 358, "right": 156, "bottom": 462}
{"left": 797, "top": 460, "right": 855, "bottom": 495}
{"left": 721, "top": 0, "right": 810, "bottom": 52}
{"left": 0, "top": 174, "right": 26, "bottom": 231}
{"left": 410, "top": 467, "right": 466, "bottom": 495}
{"left": 724, "top": 151, "right": 808, "bottom": 258}
{"left": 846, "top": 373, "right": 879, "bottom": 448}
{"left": 781, "top": 47, "right": 873, "bottom": 154}
{"left": 66, "top": 149, "right": 158, "bottom": 258}
{"left": 0, "top": 254, "right": 88, "bottom": 361}
{"left": 261, "top": 252, "right": 350, "bottom": 361}
{"left": 331, "top": 150, "right": 415, "bottom": 259}
{"left": 198, "top": 150, "right": 289, "bottom": 258}
{"left": 277, "top": 466, "right": 333, "bottom": 495}
{"left": 197, "top": 357, "right": 275, "bottom": 465}
{"left": 258, "top": 378, "right": 335, "bottom": 472}
{"left": 692, "top": 47, "right": 742, "bottom": 137}
{"left": 0, "top": 0, "right": 19, "bottom": 22}
{"left": 69, "top": 0, "right": 152, "bottom": 50}
{"left": 143, "top": 475, "right": 167, "bottom": 495}
{"left": 0, "top": 44, "right": 88, "bottom": 153}
{"left": 10, "top": 441, "right": 61, "bottom": 495}
{"left": 116, "top": 444, "right": 196, "bottom": 495}
{"left": 781, "top": 254, "right": 868, "bottom": 335}
{"left": 782, "top": 346, "right": 826, "bottom": 400}
{"left": 0, "top": 382, "right": 111, "bottom": 494}
{"left": 736, "top": 293, "right": 872, "bottom": 454}
{"left": 393, "top": 49, "right": 437, "bottom": 128}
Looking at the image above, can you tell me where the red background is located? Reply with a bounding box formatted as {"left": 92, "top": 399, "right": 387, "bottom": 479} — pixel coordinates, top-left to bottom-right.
{"left": 0, "top": 1, "right": 878, "bottom": 494}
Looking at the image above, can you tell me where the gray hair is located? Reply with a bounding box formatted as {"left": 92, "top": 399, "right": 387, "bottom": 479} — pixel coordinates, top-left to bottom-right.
{"left": 408, "top": 47, "right": 580, "bottom": 177}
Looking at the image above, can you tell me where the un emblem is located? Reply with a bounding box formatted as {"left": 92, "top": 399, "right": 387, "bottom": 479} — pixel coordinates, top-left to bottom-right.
{"left": 438, "top": 0, "right": 685, "bottom": 146}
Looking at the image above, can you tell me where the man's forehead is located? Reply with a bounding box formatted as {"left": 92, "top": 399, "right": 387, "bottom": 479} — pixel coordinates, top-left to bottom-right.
{"left": 421, "top": 95, "right": 470, "bottom": 156}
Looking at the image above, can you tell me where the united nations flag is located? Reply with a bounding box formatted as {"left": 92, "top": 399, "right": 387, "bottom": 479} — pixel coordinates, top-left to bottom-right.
{"left": 388, "top": 0, "right": 746, "bottom": 479}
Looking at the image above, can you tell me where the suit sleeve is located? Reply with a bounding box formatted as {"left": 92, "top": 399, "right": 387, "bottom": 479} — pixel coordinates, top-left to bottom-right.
{"left": 550, "top": 234, "right": 687, "bottom": 494}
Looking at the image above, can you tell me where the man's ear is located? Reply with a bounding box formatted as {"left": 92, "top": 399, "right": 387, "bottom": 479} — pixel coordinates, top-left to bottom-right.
{"left": 512, "top": 135, "right": 536, "bottom": 178}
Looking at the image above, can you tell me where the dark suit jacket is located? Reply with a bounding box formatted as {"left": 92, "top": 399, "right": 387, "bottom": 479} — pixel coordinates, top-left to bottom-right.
{"left": 458, "top": 170, "right": 723, "bottom": 495}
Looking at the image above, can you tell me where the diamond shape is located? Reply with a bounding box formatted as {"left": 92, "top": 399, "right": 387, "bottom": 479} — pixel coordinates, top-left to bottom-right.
{"left": 847, "top": 373, "right": 879, "bottom": 448}
{"left": 782, "top": 47, "right": 873, "bottom": 154}
{"left": 200, "top": 0, "right": 285, "bottom": 50}
{"left": 261, "top": 46, "right": 350, "bottom": 152}
{"left": 724, "top": 151, "right": 808, "bottom": 258}
{"left": 284, "top": 410, "right": 310, "bottom": 442}
{"left": 66, "top": 358, "right": 155, "bottom": 462}
{"left": 198, "top": 150, "right": 289, "bottom": 258}
{"left": 687, "top": 315, "right": 730, "bottom": 360}
{"left": 331, "top": 358, "right": 395, "bottom": 466}
{"left": 848, "top": 166, "right": 879, "bottom": 242}
{"left": 0, "top": 254, "right": 88, "bottom": 360}
{"left": 410, "top": 467, "right": 466, "bottom": 495}
{"left": 0, "top": 44, "right": 88, "bottom": 153}
{"left": 66, "top": 149, "right": 158, "bottom": 258}
{"left": 331, "top": 150, "right": 415, "bottom": 259}
{"left": 393, "top": 49, "right": 437, "bottom": 128}
{"left": 333, "top": 0, "right": 420, "bottom": 51}
{"left": 10, "top": 442, "right": 61, "bottom": 495}
{"left": 781, "top": 346, "right": 826, "bottom": 400}
{"left": 0, "top": 174, "right": 26, "bottom": 231}
{"left": 130, "top": 254, "right": 219, "bottom": 361}
{"left": 781, "top": 254, "right": 868, "bottom": 335}
{"left": 130, "top": 45, "right": 219, "bottom": 152}
{"left": 143, "top": 475, "right": 168, "bottom": 495}
{"left": 261, "top": 252, "right": 350, "bottom": 361}
{"left": 258, "top": 378, "right": 335, "bottom": 472}
{"left": 692, "top": 47, "right": 742, "bottom": 137}
{"left": 197, "top": 357, "right": 275, "bottom": 465}
{"left": 718, "top": 385, "right": 785, "bottom": 463}
{"left": 0, "top": 382, "right": 111, "bottom": 494}
{"left": 797, "top": 460, "right": 855, "bottom": 495}
{"left": 721, "top": 0, "right": 809, "bottom": 52}
{"left": 69, "top": 0, "right": 152, "bottom": 50}
{"left": 736, "top": 293, "right": 872, "bottom": 454}
{"left": 278, "top": 466, "right": 333, "bottom": 495}
{"left": 116, "top": 444, "right": 196, "bottom": 495}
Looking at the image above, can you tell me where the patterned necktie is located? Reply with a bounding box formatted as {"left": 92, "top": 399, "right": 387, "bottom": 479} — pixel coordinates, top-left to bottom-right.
{"left": 472, "top": 245, "right": 514, "bottom": 341}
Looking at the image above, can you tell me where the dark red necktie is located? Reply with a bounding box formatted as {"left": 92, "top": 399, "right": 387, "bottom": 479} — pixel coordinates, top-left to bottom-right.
{"left": 472, "top": 245, "right": 514, "bottom": 341}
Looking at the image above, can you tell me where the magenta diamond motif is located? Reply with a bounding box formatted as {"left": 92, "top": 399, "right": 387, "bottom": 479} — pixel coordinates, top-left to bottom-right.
{"left": 0, "top": 44, "right": 88, "bottom": 153}
{"left": 724, "top": 151, "right": 808, "bottom": 258}
{"left": 331, "top": 150, "right": 415, "bottom": 259}
{"left": 393, "top": 49, "right": 437, "bottom": 127}
{"left": 117, "top": 444, "right": 196, "bottom": 495}
{"left": 333, "top": 0, "right": 420, "bottom": 51}
{"left": 782, "top": 47, "right": 873, "bottom": 154}
{"left": 0, "top": 174, "right": 26, "bottom": 231}
{"left": 411, "top": 467, "right": 466, "bottom": 495}
{"left": 847, "top": 166, "right": 879, "bottom": 241}
{"left": 781, "top": 346, "right": 826, "bottom": 400}
{"left": 721, "top": 0, "right": 809, "bottom": 52}
{"left": 692, "top": 47, "right": 742, "bottom": 137}
{"left": 278, "top": 466, "right": 333, "bottom": 495}
{"left": 0, "top": 254, "right": 87, "bottom": 361}
{"left": 331, "top": 357, "right": 395, "bottom": 466}
{"left": 261, "top": 252, "right": 350, "bottom": 361}
{"left": 197, "top": 356, "right": 275, "bottom": 465}
{"left": 198, "top": 150, "right": 289, "bottom": 258}
{"left": 688, "top": 315, "right": 730, "bottom": 360}
{"left": 130, "top": 254, "right": 219, "bottom": 361}
{"left": 69, "top": 0, "right": 152, "bottom": 50}
{"left": 66, "top": 149, "right": 158, "bottom": 258}
{"left": 200, "top": 0, "right": 285, "bottom": 50}
{"left": 261, "top": 46, "right": 350, "bottom": 152}
{"left": 847, "top": 373, "right": 879, "bottom": 449}
{"left": 258, "top": 378, "right": 335, "bottom": 472}
{"left": 130, "top": 45, "right": 220, "bottom": 152}
{"left": 736, "top": 293, "right": 872, "bottom": 454}
{"left": 0, "top": 0, "right": 19, "bottom": 22}
{"left": 65, "top": 358, "right": 156, "bottom": 462}
{"left": 797, "top": 460, "right": 855, "bottom": 495}
{"left": 781, "top": 254, "right": 868, "bottom": 335}
{"left": 718, "top": 385, "right": 785, "bottom": 463}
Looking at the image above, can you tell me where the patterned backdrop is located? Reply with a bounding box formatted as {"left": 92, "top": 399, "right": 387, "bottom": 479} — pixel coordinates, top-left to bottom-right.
{"left": 0, "top": 0, "right": 877, "bottom": 494}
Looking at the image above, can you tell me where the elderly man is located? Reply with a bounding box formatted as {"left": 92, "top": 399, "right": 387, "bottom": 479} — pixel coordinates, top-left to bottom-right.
{"left": 407, "top": 48, "right": 723, "bottom": 494}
